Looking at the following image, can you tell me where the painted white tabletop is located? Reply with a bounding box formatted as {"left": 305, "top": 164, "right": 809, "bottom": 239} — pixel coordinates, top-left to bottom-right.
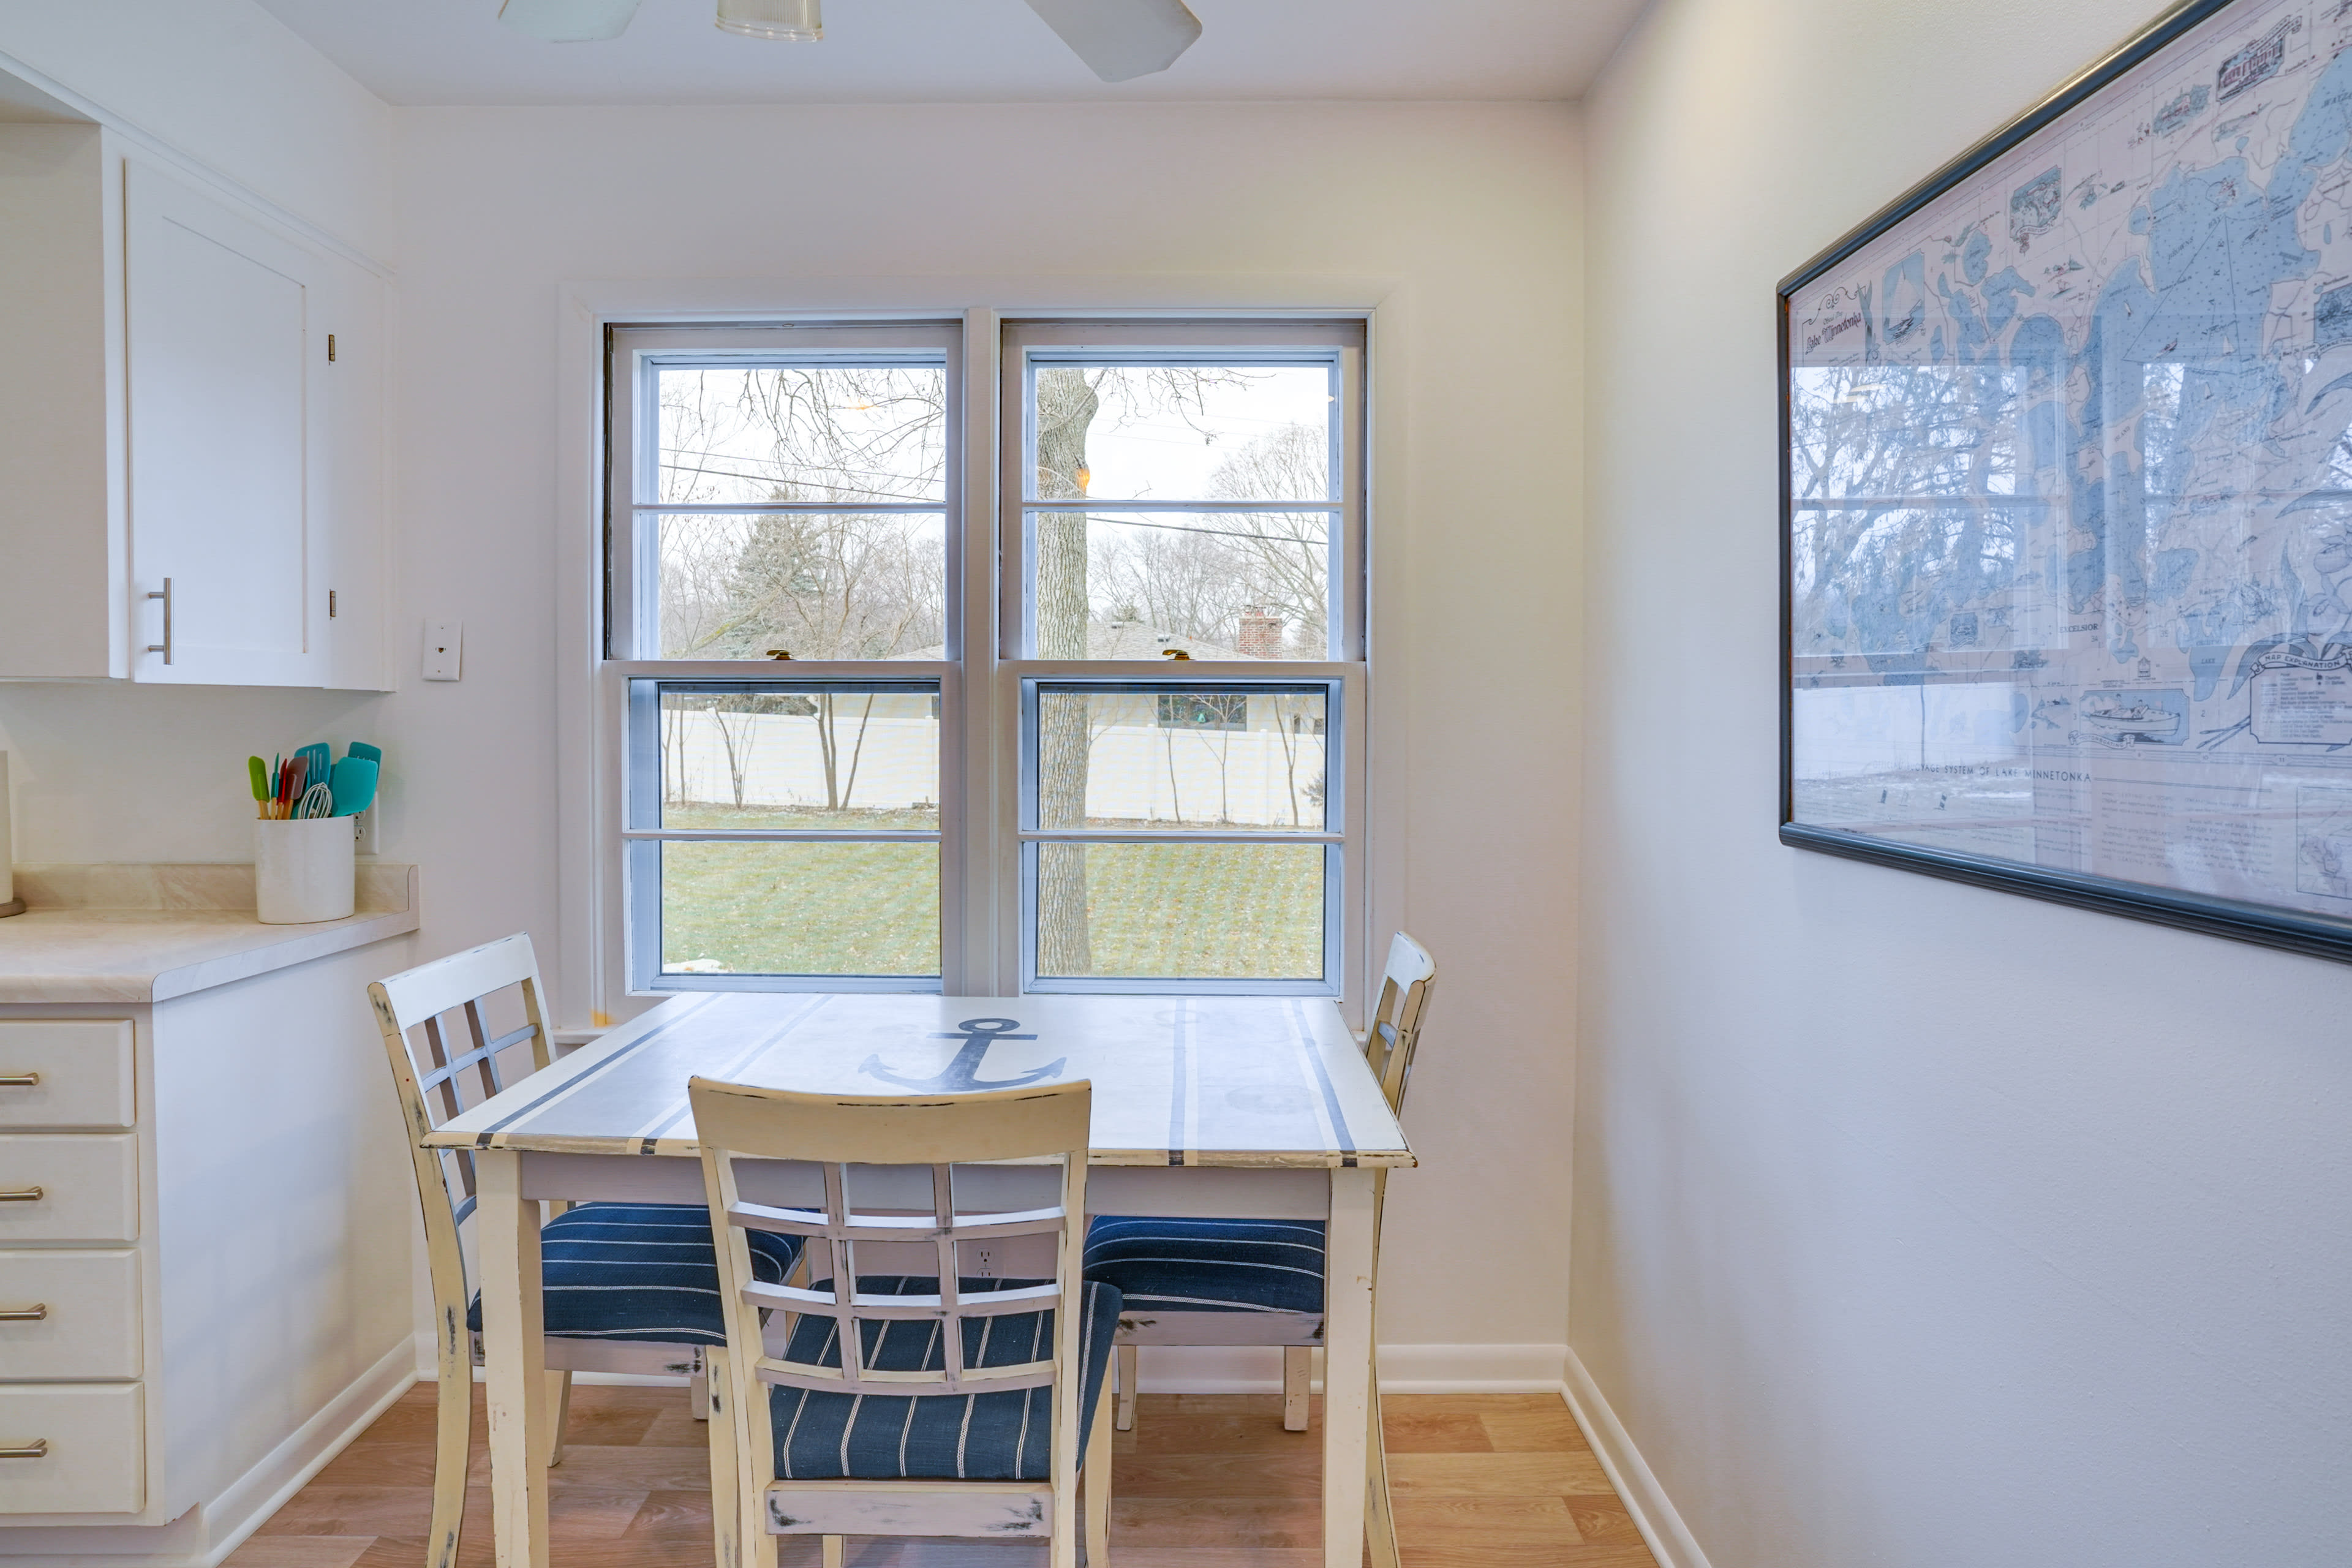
{"left": 428, "top": 990, "right": 1414, "bottom": 1169}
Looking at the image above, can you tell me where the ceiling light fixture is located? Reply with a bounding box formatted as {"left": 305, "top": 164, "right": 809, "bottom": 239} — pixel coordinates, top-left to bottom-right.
{"left": 715, "top": 0, "right": 822, "bottom": 40}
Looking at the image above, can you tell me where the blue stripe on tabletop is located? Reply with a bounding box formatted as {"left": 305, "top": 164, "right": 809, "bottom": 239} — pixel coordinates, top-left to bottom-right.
{"left": 474, "top": 993, "right": 722, "bottom": 1136}
{"left": 630, "top": 992, "right": 837, "bottom": 1144}
{"left": 765, "top": 1276, "right": 1122, "bottom": 1482}
{"left": 1287, "top": 997, "right": 1356, "bottom": 1161}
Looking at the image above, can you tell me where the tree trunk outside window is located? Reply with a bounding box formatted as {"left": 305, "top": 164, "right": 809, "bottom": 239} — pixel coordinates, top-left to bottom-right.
{"left": 1033, "top": 368, "right": 1097, "bottom": 974}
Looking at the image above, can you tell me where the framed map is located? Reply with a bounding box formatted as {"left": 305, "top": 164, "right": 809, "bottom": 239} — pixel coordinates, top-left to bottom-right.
{"left": 1780, "top": 0, "right": 2352, "bottom": 963}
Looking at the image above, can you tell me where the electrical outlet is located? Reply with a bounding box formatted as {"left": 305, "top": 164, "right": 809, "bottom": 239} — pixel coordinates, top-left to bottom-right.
{"left": 422, "top": 619, "right": 462, "bottom": 682}
{"left": 352, "top": 805, "right": 378, "bottom": 856}
{"left": 973, "top": 1248, "right": 995, "bottom": 1278}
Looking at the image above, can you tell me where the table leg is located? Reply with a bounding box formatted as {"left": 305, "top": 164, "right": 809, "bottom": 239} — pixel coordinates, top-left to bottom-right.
{"left": 1365, "top": 1363, "right": 1399, "bottom": 1568}
{"left": 1322, "top": 1167, "right": 1376, "bottom": 1568}
{"left": 477, "top": 1150, "right": 551, "bottom": 1568}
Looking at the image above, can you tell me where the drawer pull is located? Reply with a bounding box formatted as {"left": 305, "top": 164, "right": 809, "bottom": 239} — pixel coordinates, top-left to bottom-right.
{"left": 0, "top": 1304, "right": 44, "bottom": 1321}
{"left": 0, "top": 1074, "right": 36, "bottom": 1088}
{"left": 0, "top": 1441, "right": 45, "bottom": 1459}
{"left": 0, "top": 1188, "right": 41, "bottom": 1202}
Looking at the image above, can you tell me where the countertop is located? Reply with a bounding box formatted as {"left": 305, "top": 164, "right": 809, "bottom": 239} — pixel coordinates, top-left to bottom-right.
{"left": 0, "top": 862, "right": 419, "bottom": 1004}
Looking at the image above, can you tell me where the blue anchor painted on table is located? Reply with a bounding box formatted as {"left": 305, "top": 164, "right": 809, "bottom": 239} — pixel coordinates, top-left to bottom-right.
{"left": 861, "top": 1017, "right": 1066, "bottom": 1093}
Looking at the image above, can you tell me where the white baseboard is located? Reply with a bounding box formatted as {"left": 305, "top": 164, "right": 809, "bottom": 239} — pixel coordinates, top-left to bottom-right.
{"left": 459, "top": 1340, "right": 1578, "bottom": 1396}
{"left": 197, "top": 1339, "right": 420, "bottom": 1567}
{"left": 0, "top": 1340, "right": 417, "bottom": 1567}
{"left": 1561, "top": 1346, "right": 1712, "bottom": 1568}
{"left": 1136, "top": 1341, "right": 1569, "bottom": 1394}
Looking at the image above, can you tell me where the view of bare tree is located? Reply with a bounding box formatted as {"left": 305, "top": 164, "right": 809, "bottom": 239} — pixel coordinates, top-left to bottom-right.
{"left": 655, "top": 366, "right": 949, "bottom": 661}
{"left": 652, "top": 358, "right": 1340, "bottom": 976}
{"left": 1092, "top": 421, "right": 1332, "bottom": 654}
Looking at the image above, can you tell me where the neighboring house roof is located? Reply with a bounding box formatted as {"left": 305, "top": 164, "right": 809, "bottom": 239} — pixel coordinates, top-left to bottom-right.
{"left": 901, "top": 617, "right": 1260, "bottom": 662}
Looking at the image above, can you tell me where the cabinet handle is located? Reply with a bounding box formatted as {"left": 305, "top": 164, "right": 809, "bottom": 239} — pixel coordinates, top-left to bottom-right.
{"left": 0, "top": 1441, "right": 46, "bottom": 1459}
{"left": 0, "top": 1074, "right": 36, "bottom": 1087}
{"left": 0, "top": 1305, "right": 43, "bottom": 1321}
{"left": 145, "top": 578, "right": 173, "bottom": 665}
{"left": 0, "top": 1188, "right": 42, "bottom": 1203}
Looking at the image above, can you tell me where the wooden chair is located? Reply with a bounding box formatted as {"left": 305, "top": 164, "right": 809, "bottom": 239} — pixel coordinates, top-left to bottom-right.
{"left": 690, "top": 1074, "right": 1118, "bottom": 1568}
{"left": 1087, "top": 930, "right": 1438, "bottom": 1432}
{"left": 368, "top": 935, "right": 803, "bottom": 1568}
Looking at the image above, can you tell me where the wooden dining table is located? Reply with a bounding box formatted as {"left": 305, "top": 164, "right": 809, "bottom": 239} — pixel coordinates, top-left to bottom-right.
{"left": 425, "top": 989, "right": 1415, "bottom": 1568}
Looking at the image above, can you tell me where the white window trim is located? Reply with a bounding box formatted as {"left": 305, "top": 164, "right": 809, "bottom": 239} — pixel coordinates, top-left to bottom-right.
{"left": 551, "top": 282, "right": 1400, "bottom": 1035}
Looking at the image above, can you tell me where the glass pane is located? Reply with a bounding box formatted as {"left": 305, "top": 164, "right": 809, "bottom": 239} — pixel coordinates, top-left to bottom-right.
{"left": 1029, "top": 363, "right": 1336, "bottom": 502}
{"left": 1032, "top": 842, "right": 1325, "bottom": 980}
{"left": 1032, "top": 687, "right": 1327, "bottom": 831}
{"left": 1027, "top": 510, "right": 1332, "bottom": 660}
{"left": 658, "top": 688, "right": 939, "bottom": 828}
{"left": 662, "top": 840, "right": 938, "bottom": 978}
{"left": 656, "top": 364, "right": 946, "bottom": 505}
{"left": 654, "top": 512, "right": 946, "bottom": 660}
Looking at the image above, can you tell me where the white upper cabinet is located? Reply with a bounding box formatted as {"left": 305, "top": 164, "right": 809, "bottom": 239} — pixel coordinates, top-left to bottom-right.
{"left": 0, "top": 126, "right": 388, "bottom": 690}
{"left": 126, "top": 165, "right": 318, "bottom": 686}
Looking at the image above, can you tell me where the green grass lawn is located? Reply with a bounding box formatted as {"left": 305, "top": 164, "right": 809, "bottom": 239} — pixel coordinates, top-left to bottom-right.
{"left": 660, "top": 804, "right": 1324, "bottom": 979}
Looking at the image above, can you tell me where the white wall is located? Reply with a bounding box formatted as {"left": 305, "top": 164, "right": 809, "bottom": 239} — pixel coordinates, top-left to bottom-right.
{"left": 1578, "top": 2, "right": 2352, "bottom": 1565}
{"left": 389, "top": 100, "right": 1581, "bottom": 1351}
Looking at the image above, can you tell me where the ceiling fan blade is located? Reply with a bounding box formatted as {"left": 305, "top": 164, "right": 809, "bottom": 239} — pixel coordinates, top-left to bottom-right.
{"left": 1022, "top": 0, "right": 1202, "bottom": 82}
{"left": 496, "top": 0, "right": 644, "bottom": 42}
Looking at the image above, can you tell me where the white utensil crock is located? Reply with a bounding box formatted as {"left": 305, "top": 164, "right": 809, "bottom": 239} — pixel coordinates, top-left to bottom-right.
{"left": 255, "top": 817, "right": 355, "bottom": 924}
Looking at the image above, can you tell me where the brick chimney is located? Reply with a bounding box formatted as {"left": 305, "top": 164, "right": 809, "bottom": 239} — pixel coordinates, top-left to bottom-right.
{"left": 1237, "top": 606, "right": 1283, "bottom": 658}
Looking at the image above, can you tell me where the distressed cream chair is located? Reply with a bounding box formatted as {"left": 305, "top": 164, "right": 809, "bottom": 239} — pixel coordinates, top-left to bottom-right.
{"left": 690, "top": 1074, "right": 1118, "bottom": 1568}
{"left": 1085, "top": 930, "right": 1438, "bottom": 1430}
{"left": 369, "top": 935, "right": 802, "bottom": 1568}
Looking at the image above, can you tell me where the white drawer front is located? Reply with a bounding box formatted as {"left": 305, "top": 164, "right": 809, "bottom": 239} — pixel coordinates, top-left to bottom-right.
{"left": 0, "top": 1252, "right": 140, "bottom": 1381}
{"left": 0, "top": 1383, "right": 144, "bottom": 1514}
{"left": 0, "top": 1137, "right": 138, "bottom": 1244}
{"left": 0, "top": 1023, "right": 134, "bottom": 1131}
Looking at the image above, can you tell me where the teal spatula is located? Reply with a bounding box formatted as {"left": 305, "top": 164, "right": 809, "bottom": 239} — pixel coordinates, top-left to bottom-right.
{"left": 329, "top": 756, "right": 378, "bottom": 818}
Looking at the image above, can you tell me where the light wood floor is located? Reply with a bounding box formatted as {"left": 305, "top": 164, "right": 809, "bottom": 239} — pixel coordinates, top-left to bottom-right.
{"left": 223, "top": 1383, "right": 1659, "bottom": 1567}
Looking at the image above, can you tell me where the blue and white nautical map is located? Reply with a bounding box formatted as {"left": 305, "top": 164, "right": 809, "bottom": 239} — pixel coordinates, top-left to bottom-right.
{"left": 1788, "top": 0, "right": 2352, "bottom": 918}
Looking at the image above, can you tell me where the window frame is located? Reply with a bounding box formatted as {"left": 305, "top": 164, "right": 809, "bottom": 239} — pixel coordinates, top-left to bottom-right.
{"left": 595, "top": 314, "right": 1367, "bottom": 1004}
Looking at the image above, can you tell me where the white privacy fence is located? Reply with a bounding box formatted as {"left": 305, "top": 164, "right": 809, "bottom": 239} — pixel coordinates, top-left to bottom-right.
{"left": 666, "top": 709, "right": 1329, "bottom": 827}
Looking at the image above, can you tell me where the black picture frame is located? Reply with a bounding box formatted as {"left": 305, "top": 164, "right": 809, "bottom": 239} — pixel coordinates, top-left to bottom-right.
{"left": 1776, "top": 0, "right": 2352, "bottom": 966}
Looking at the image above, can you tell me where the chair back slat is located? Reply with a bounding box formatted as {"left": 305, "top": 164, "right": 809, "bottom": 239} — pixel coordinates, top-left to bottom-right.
{"left": 367, "top": 934, "right": 556, "bottom": 1303}
{"left": 1362, "top": 931, "right": 1437, "bottom": 1115}
{"left": 692, "top": 1077, "right": 1092, "bottom": 1412}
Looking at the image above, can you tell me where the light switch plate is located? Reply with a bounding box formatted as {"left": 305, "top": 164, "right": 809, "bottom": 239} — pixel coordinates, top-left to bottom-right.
{"left": 422, "top": 619, "right": 462, "bottom": 682}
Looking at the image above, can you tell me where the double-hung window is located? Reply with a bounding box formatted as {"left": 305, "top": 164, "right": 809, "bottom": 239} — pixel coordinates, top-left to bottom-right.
{"left": 601, "top": 316, "right": 1365, "bottom": 1002}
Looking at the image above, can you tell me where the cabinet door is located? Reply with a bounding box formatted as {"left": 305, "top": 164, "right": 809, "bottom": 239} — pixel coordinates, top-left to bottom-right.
{"left": 126, "top": 164, "right": 323, "bottom": 687}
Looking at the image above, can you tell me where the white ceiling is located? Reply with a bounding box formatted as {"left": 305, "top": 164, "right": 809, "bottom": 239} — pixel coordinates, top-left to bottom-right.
{"left": 248, "top": 0, "right": 1646, "bottom": 106}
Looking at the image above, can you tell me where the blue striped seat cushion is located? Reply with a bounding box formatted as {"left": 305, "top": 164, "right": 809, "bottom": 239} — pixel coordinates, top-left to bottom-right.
{"left": 767, "top": 1276, "right": 1121, "bottom": 1482}
{"left": 1082, "top": 1216, "right": 1326, "bottom": 1314}
{"left": 466, "top": 1201, "right": 801, "bottom": 1346}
